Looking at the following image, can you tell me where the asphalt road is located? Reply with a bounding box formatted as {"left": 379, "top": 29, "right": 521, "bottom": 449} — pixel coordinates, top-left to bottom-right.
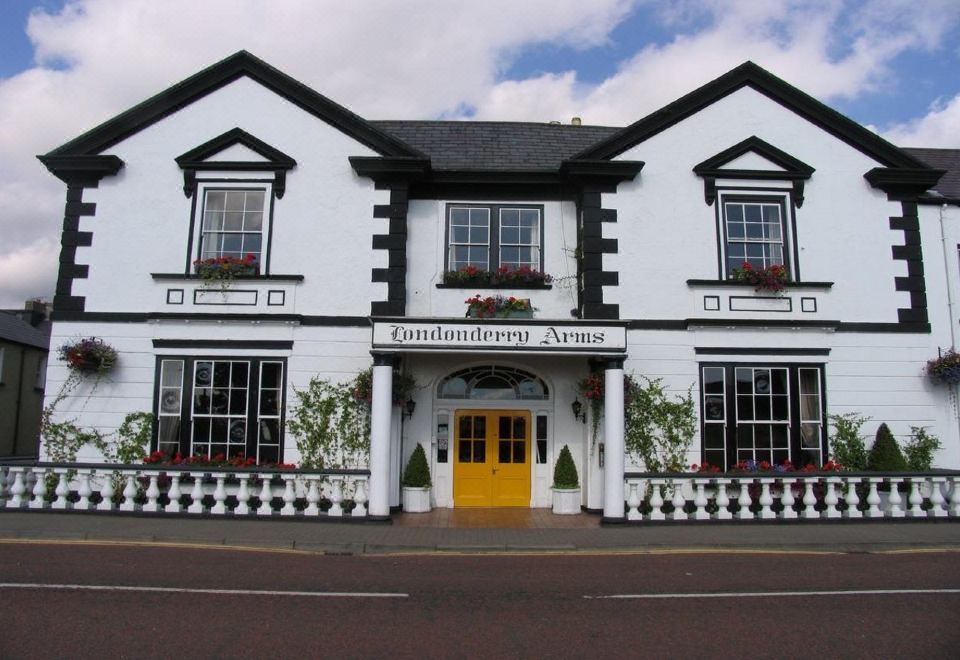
{"left": 1, "top": 542, "right": 958, "bottom": 658}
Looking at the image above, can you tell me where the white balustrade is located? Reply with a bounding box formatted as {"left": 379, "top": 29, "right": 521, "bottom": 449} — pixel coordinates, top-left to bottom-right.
{"left": 617, "top": 471, "right": 960, "bottom": 523}
{"left": 0, "top": 462, "right": 371, "bottom": 520}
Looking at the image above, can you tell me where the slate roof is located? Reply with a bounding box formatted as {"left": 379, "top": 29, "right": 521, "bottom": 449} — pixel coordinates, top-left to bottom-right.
{"left": 0, "top": 311, "right": 50, "bottom": 350}
{"left": 903, "top": 148, "right": 960, "bottom": 201}
{"left": 370, "top": 120, "right": 618, "bottom": 171}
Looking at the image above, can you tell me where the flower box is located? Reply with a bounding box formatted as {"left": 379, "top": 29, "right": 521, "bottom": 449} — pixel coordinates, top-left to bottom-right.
{"left": 465, "top": 295, "right": 535, "bottom": 319}
{"left": 730, "top": 262, "right": 789, "bottom": 293}
{"left": 444, "top": 265, "right": 552, "bottom": 287}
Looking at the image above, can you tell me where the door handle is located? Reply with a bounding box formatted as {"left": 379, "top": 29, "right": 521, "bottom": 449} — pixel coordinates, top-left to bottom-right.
{"left": 492, "top": 467, "right": 498, "bottom": 474}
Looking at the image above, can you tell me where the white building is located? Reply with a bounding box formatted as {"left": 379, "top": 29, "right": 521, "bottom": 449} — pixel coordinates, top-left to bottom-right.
{"left": 38, "top": 52, "right": 960, "bottom": 521}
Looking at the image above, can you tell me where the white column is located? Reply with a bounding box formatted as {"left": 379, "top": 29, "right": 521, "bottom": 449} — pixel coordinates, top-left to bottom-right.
{"left": 602, "top": 359, "right": 625, "bottom": 522}
{"left": 368, "top": 354, "right": 395, "bottom": 520}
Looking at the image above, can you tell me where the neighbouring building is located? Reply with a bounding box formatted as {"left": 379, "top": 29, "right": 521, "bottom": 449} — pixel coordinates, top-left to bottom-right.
{"left": 36, "top": 52, "right": 960, "bottom": 520}
{"left": 0, "top": 301, "right": 51, "bottom": 457}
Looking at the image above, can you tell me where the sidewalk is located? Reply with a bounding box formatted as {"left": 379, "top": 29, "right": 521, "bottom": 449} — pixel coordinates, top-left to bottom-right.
{"left": 2, "top": 511, "right": 959, "bottom": 554}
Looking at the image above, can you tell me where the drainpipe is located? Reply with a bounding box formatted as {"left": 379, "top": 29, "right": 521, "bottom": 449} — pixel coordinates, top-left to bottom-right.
{"left": 939, "top": 204, "right": 957, "bottom": 349}
{"left": 11, "top": 345, "right": 27, "bottom": 455}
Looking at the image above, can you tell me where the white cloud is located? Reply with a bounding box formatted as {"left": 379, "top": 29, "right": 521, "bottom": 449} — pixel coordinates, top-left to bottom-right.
{"left": 882, "top": 94, "right": 960, "bottom": 148}
{"left": 0, "top": 0, "right": 957, "bottom": 307}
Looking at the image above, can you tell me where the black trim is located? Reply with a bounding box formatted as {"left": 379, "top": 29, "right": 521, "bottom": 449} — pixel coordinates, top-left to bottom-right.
{"left": 153, "top": 340, "right": 293, "bottom": 349}
{"left": 687, "top": 279, "right": 833, "bottom": 289}
{"left": 574, "top": 61, "right": 928, "bottom": 169}
{"left": 695, "top": 347, "right": 830, "bottom": 356}
{"left": 368, "top": 184, "right": 410, "bottom": 317}
{"left": 176, "top": 128, "right": 296, "bottom": 199}
{"left": 49, "top": 311, "right": 369, "bottom": 326}
{"left": 166, "top": 289, "right": 184, "bottom": 305}
{"left": 704, "top": 296, "right": 721, "bottom": 311}
{"left": 579, "top": 187, "right": 620, "bottom": 319}
{"left": 887, "top": 201, "right": 929, "bottom": 328}
{"left": 151, "top": 273, "right": 304, "bottom": 281}
{"left": 694, "top": 136, "right": 814, "bottom": 206}
{"left": 193, "top": 289, "right": 258, "bottom": 306}
{"left": 372, "top": 315, "right": 628, "bottom": 328}
{"left": 267, "top": 290, "right": 285, "bottom": 306}
{"left": 371, "top": 352, "right": 398, "bottom": 367}
{"left": 865, "top": 168, "right": 946, "bottom": 200}
{"left": 36, "top": 155, "right": 124, "bottom": 185}
{"left": 45, "top": 51, "right": 424, "bottom": 158}
{"left": 800, "top": 297, "right": 817, "bottom": 313}
{"left": 729, "top": 295, "right": 792, "bottom": 312}
{"left": 49, "top": 180, "right": 105, "bottom": 313}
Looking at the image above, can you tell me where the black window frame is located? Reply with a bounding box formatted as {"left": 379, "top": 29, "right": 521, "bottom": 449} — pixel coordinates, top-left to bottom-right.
{"left": 699, "top": 362, "right": 827, "bottom": 470}
{"left": 152, "top": 355, "right": 287, "bottom": 463}
{"left": 716, "top": 190, "right": 799, "bottom": 281}
{"left": 443, "top": 203, "right": 545, "bottom": 274}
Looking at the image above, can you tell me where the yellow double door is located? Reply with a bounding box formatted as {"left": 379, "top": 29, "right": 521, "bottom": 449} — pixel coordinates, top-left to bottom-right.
{"left": 453, "top": 409, "right": 531, "bottom": 507}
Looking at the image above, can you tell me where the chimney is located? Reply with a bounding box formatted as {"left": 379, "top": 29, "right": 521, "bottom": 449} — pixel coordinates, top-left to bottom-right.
{"left": 23, "top": 299, "right": 49, "bottom": 327}
{"left": 571, "top": 117, "right": 582, "bottom": 126}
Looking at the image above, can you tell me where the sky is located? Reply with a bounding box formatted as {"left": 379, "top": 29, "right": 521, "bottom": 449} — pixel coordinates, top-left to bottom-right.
{"left": 1, "top": 0, "right": 959, "bottom": 308}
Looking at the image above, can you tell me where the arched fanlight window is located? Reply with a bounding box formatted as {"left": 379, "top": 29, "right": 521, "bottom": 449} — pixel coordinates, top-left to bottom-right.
{"left": 437, "top": 366, "right": 549, "bottom": 400}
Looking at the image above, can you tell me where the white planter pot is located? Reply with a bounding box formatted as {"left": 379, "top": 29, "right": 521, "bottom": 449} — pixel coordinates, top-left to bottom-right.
{"left": 552, "top": 487, "right": 581, "bottom": 515}
{"left": 402, "top": 486, "right": 432, "bottom": 513}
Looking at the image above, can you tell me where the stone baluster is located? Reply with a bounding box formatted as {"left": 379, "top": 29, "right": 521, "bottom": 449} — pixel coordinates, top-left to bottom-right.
{"left": 736, "top": 479, "right": 753, "bottom": 520}
{"left": 280, "top": 475, "right": 296, "bottom": 516}
{"left": 865, "top": 478, "right": 883, "bottom": 518}
{"left": 0, "top": 466, "right": 8, "bottom": 502}
{"left": 714, "top": 478, "right": 732, "bottom": 520}
{"left": 187, "top": 472, "right": 205, "bottom": 513}
{"left": 257, "top": 474, "right": 274, "bottom": 515}
{"left": 928, "top": 477, "right": 947, "bottom": 517}
{"left": 626, "top": 480, "right": 642, "bottom": 521}
{"left": 670, "top": 478, "right": 687, "bottom": 521}
{"left": 948, "top": 476, "right": 960, "bottom": 517}
{"left": 31, "top": 467, "right": 49, "bottom": 509}
{"left": 780, "top": 478, "right": 797, "bottom": 520}
{"left": 843, "top": 477, "right": 861, "bottom": 519}
{"left": 693, "top": 479, "right": 710, "bottom": 520}
{"left": 52, "top": 470, "right": 70, "bottom": 510}
{"left": 758, "top": 478, "right": 775, "bottom": 520}
{"left": 305, "top": 477, "right": 321, "bottom": 516}
{"left": 801, "top": 478, "right": 819, "bottom": 519}
{"left": 352, "top": 478, "right": 368, "bottom": 517}
{"left": 165, "top": 473, "right": 182, "bottom": 513}
{"left": 143, "top": 473, "right": 161, "bottom": 512}
{"left": 823, "top": 477, "right": 841, "bottom": 519}
{"left": 906, "top": 477, "right": 925, "bottom": 518}
{"left": 328, "top": 476, "right": 344, "bottom": 517}
{"left": 119, "top": 473, "right": 137, "bottom": 512}
{"left": 886, "top": 478, "right": 905, "bottom": 518}
{"left": 235, "top": 474, "right": 251, "bottom": 515}
{"left": 76, "top": 470, "right": 93, "bottom": 510}
{"left": 5, "top": 468, "right": 26, "bottom": 509}
{"left": 95, "top": 472, "right": 114, "bottom": 511}
{"left": 211, "top": 474, "right": 227, "bottom": 514}
{"left": 648, "top": 479, "right": 666, "bottom": 521}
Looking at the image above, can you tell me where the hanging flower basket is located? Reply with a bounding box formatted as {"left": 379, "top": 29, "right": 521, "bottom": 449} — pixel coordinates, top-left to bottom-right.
{"left": 57, "top": 337, "right": 118, "bottom": 375}
{"left": 926, "top": 348, "right": 960, "bottom": 385}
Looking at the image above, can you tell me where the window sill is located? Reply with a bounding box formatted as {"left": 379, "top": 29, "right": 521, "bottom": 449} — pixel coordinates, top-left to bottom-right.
{"left": 686, "top": 279, "right": 833, "bottom": 289}
{"left": 436, "top": 283, "right": 552, "bottom": 290}
{"left": 152, "top": 273, "right": 305, "bottom": 282}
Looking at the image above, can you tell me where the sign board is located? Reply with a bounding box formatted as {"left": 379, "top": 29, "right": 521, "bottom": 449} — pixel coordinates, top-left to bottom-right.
{"left": 372, "top": 320, "right": 626, "bottom": 353}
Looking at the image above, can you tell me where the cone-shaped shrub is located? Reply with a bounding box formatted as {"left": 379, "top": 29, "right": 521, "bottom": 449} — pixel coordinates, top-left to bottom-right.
{"left": 867, "top": 423, "right": 908, "bottom": 472}
{"left": 553, "top": 445, "right": 579, "bottom": 489}
{"left": 402, "top": 444, "right": 431, "bottom": 487}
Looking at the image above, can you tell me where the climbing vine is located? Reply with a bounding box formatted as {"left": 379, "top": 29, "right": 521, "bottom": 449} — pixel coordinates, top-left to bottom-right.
{"left": 287, "top": 375, "right": 372, "bottom": 469}
{"left": 623, "top": 376, "right": 697, "bottom": 473}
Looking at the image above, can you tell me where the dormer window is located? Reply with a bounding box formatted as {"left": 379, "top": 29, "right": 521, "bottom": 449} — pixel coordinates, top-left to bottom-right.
{"left": 446, "top": 204, "right": 543, "bottom": 273}
{"left": 198, "top": 188, "right": 267, "bottom": 268}
{"left": 722, "top": 196, "right": 788, "bottom": 276}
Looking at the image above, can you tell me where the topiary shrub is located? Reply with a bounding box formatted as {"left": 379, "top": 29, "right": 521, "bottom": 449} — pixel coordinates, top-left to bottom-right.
{"left": 402, "top": 444, "right": 431, "bottom": 488}
{"left": 867, "top": 423, "right": 908, "bottom": 472}
{"left": 553, "top": 445, "right": 579, "bottom": 489}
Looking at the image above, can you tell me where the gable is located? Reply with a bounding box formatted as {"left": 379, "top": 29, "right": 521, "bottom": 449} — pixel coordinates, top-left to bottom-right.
{"left": 719, "top": 152, "right": 785, "bottom": 171}
{"left": 44, "top": 51, "right": 423, "bottom": 159}
{"left": 575, "top": 61, "right": 925, "bottom": 170}
{"left": 204, "top": 143, "right": 269, "bottom": 162}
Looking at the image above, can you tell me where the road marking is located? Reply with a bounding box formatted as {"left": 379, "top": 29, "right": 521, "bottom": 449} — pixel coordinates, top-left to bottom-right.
{"left": 0, "top": 583, "right": 407, "bottom": 598}
{"left": 586, "top": 588, "right": 960, "bottom": 600}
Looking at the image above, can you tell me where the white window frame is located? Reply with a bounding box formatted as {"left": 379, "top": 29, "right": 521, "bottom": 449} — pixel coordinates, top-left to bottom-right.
{"left": 717, "top": 190, "right": 794, "bottom": 280}
{"left": 191, "top": 180, "right": 274, "bottom": 274}
{"left": 446, "top": 204, "right": 544, "bottom": 273}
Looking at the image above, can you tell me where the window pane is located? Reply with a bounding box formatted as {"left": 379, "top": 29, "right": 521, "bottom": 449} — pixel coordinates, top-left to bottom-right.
{"left": 473, "top": 440, "right": 486, "bottom": 463}
{"left": 499, "top": 415, "right": 511, "bottom": 439}
{"left": 725, "top": 204, "right": 743, "bottom": 222}
{"left": 513, "top": 416, "right": 525, "bottom": 439}
{"left": 513, "top": 440, "right": 525, "bottom": 463}
{"left": 224, "top": 211, "right": 244, "bottom": 231}
{"left": 744, "top": 205, "right": 762, "bottom": 222}
{"left": 499, "top": 440, "right": 511, "bottom": 463}
{"left": 704, "top": 425, "right": 725, "bottom": 449}
{"left": 459, "top": 440, "right": 472, "bottom": 463}
{"left": 704, "top": 395, "right": 724, "bottom": 420}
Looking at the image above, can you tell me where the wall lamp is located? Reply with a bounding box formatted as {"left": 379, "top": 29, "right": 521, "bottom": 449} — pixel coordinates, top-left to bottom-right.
{"left": 403, "top": 398, "right": 417, "bottom": 419}
{"left": 571, "top": 399, "right": 586, "bottom": 424}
